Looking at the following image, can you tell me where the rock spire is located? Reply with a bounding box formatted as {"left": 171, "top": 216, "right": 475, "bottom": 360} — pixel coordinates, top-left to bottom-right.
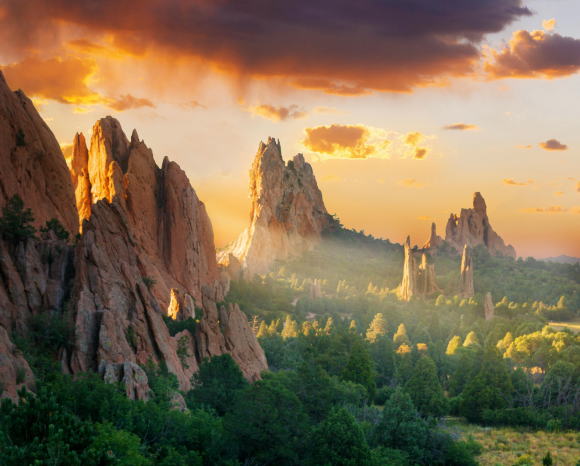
{"left": 460, "top": 245, "right": 475, "bottom": 298}
{"left": 219, "top": 137, "right": 331, "bottom": 277}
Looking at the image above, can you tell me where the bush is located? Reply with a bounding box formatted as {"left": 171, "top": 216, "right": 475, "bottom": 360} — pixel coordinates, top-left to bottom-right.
{"left": 0, "top": 195, "right": 35, "bottom": 243}
{"left": 40, "top": 218, "right": 70, "bottom": 241}
{"left": 163, "top": 316, "right": 197, "bottom": 337}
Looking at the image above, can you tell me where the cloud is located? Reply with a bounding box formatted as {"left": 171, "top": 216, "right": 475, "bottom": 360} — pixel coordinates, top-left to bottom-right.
{"left": 516, "top": 144, "right": 533, "bottom": 149}
{"left": 248, "top": 104, "right": 307, "bottom": 121}
{"left": 1, "top": 56, "right": 101, "bottom": 105}
{"left": 503, "top": 178, "right": 534, "bottom": 186}
{"left": 443, "top": 123, "right": 478, "bottom": 131}
{"left": 522, "top": 206, "right": 567, "bottom": 214}
{"left": 542, "top": 19, "right": 556, "bottom": 32}
{"left": 399, "top": 178, "right": 424, "bottom": 188}
{"left": 1, "top": 55, "right": 155, "bottom": 112}
{"left": 180, "top": 100, "right": 206, "bottom": 110}
{"left": 485, "top": 29, "right": 580, "bottom": 79}
{"left": 302, "top": 124, "right": 432, "bottom": 160}
{"left": 106, "top": 94, "right": 155, "bottom": 111}
{"left": 539, "top": 139, "right": 568, "bottom": 151}
{"left": 0, "top": 0, "right": 531, "bottom": 95}
{"left": 577, "top": 181, "right": 580, "bottom": 193}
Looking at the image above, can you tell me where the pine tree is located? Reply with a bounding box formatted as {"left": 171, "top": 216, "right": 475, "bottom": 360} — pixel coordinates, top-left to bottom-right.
{"left": 267, "top": 319, "right": 280, "bottom": 336}
{"left": 281, "top": 315, "right": 299, "bottom": 339}
{"left": 0, "top": 195, "right": 36, "bottom": 243}
{"left": 446, "top": 336, "right": 462, "bottom": 355}
{"left": 341, "top": 341, "right": 376, "bottom": 401}
{"left": 302, "top": 321, "right": 313, "bottom": 336}
{"left": 393, "top": 323, "right": 410, "bottom": 346}
{"left": 404, "top": 355, "right": 448, "bottom": 418}
{"left": 324, "top": 317, "right": 334, "bottom": 335}
{"left": 366, "top": 313, "right": 387, "bottom": 342}
{"left": 463, "top": 331, "right": 480, "bottom": 348}
{"left": 496, "top": 331, "right": 513, "bottom": 353}
{"left": 349, "top": 320, "right": 357, "bottom": 333}
{"left": 256, "top": 321, "right": 268, "bottom": 338}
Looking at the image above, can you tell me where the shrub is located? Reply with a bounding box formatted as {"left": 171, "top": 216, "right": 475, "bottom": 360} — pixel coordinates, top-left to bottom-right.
{"left": 143, "top": 276, "right": 156, "bottom": 290}
{"left": 15, "top": 129, "right": 25, "bottom": 147}
{"left": 0, "top": 195, "right": 35, "bottom": 243}
{"left": 40, "top": 218, "right": 70, "bottom": 241}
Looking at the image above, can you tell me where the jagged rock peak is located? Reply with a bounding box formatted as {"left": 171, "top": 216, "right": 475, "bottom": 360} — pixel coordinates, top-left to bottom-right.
{"left": 445, "top": 192, "right": 516, "bottom": 258}
{"left": 460, "top": 245, "right": 475, "bottom": 298}
{"left": 397, "top": 236, "right": 416, "bottom": 301}
{"left": 0, "top": 70, "right": 78, "bottom": 234}
{"left": 220, "top": 137, "right": 330, "bottom": 277}
{"left": 423, "top": 222, "right": 444, "bottom": 249}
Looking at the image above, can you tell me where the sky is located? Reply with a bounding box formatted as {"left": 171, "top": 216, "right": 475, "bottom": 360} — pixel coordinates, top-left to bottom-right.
{"left": 0, "top": 0, "right": 579, "bottom": 258}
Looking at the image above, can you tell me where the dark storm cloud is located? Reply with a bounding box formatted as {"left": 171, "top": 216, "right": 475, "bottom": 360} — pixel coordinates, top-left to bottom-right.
{"left": 0, "top": 0, "right": 531, "bottom": 93}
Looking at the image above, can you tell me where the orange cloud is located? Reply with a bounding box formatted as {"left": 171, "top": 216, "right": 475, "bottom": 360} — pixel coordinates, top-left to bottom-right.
{"left": 1, "top": 56, "right": 100, "bottom": 105}
{"left": 577, "top": 181, "right": 580, "bottom": 192}
{"left": 485, "top": 29, "right": 580, "bottom": 79}
{"left": 542, "top": 19, "right": 556, "bottom": 32}
{"left": 503, "top": 178, "right": 534, "bottom": 186}
{"left": 303, "top": 124, "right": 376, "bottom": 159}
{"left": 539, "top": 139, "right": 568, "bottom": 151}
{"left": 180, "top": 100, "right": 206, "bottom": 110}
{"left": 516, "top": 144, "right": 533, "bottom": 149}
{"left": 443, "top": 123, "right": 478, "bottom": 131}
{"left": 302, "top": 124, "right": 432, "bottom": 160}
{"left": 248, "top": 104, "right": 307, "bottom": 121}
{"left": 106, "top": 94, "right": 155, "bottom": 111}
{"left": 1, "top": 55, "right": 155, "bottom": 112}
{"left": 399, "top": 178, "right": 424, "bottom": 188}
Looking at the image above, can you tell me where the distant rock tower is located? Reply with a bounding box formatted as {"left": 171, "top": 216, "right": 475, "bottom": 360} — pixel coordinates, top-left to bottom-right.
{"left": 398, "top": 236, "right": 417, "bottom": 301}
{"left": 423, "top": 222, "right": 444, "bottom": 250}
{"left": 460, "top": 245, "right": 475, "bottom": 298}
{"left": 483, "top": 292, "right": 495, "bottom": 320}
{"left": 417, "top": 253, "right": 440, "bottom": 296}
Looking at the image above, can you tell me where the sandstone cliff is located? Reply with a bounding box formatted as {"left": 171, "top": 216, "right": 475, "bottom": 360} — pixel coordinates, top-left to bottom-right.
{"left": 0, "top": 75, "right": 267, "bottom": 401}
{"left": 219, "top": 138, "right": 331, "bottom": 277}
{"left": 445, "top": 192, "right": 516, "bottom": 258}
{"left": 423, "top": 222, "right": 444, "bottom": 250}
{"left": 483, "top": 292, "right": 495, "bottom": 321}
{"left": 0, "top": 72, "right": 78, "bottom": 235}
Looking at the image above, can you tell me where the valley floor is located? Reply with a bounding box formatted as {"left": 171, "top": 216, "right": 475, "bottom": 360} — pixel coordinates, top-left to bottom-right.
{"left": 444, "top": 418, "right": 579, "bottom": 465}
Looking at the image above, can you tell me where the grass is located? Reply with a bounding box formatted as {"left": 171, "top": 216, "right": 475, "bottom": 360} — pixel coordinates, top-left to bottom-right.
{"left": 442, "top": 418, "right": 579, "bottom": 465}
{"left": 548, "top": 320, "right": 580, "bottom": 334}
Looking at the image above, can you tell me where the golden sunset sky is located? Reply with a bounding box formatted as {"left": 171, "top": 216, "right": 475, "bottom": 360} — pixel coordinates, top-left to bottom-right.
{"left": 1, "top": 0, "right": 578, "bottom": 258}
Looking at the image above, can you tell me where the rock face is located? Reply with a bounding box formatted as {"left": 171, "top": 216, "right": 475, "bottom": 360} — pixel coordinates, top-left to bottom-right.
{"left": 417, "top": 253, "right": 440, "bottom": 296}
{"left": 483, "top": 292, "right": 495, "bottom": 320}
{"left": 0, "top": 75, "right": 267, "bottom": 401}
{"left": 66, "top": 118, "right": 267, "bottom": 393}
{"left": 398, "top": 236, "right": 417, "bottom": 301}
{"left": 460, "top": 245, "right": 475, "bottom": 298}
{"left": 0, "top": 72, "right": 78, "bottom": 234}
{"left": 398, "top": 237, "right": 440, "bottom": 301}
{"left": 220, "top": 138, "right": 331, "bottom": 277}
{"left": 423, "top": 222, "right": 444, "bottom": 250}
{"left": 445, "top": 192, "right": 516, "bottom": 258}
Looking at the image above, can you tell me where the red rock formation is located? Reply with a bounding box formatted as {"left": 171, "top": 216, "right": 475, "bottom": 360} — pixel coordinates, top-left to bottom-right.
{"left": 220, "top": 138, "right": 330, "bottom": 277}
{"left": 445, "top": 192, "right": 516, "bottom": 258}
{"left": 66, "top": 118, "right": 267, "bottom": 393}
{"left": 0, "top": 71, "right": 78, "bottom": 234}
{"left": 460, "top": 245, "right": 475, "bottom": 298}
{"left": 0, "top": 73, "right": 267, "bottom": 399}
{"left": 417, "top": 253, "right": 440, "bottom": 296}
{"left": 423, "top": 222, "right": 444, "bottom": 250}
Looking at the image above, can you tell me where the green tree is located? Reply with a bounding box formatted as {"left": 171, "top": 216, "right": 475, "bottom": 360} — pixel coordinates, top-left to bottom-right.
{"left": 187, "top": 354, "right": 248, "bottom": 416}
{"left": 405, "top": 355, "right": 448, "bottom": 418}
{"left": 226, "top": 374, "right": 308, "bottom": 464}
{"left": 0, "top": 195, "right": 35, "bottom": 243}
{"left": 393, "top": 323, "right": 410, "bottom": 346}
{"left": 341, "top": 340, "right": 376, "bottom": 401}
{"left": 306, "top": 407, "right": 371, "bottom": 466}
{"left": 374, "top": 388, "right": 429, "bottom": 463}
{"left": 460, "top": 350, "right": 513, "bottom": 422}
{"left": 40, "top": 218, "right": 70, "bottom": 241}
{"left": 446, "top": 336, "right": 462, "bottom": 355}
{"left": 463, "top": 331, "right": 480, "bottom": 348}
{"left": 366, "top": 313, "right": 387, "bottom": 343}
{"left": 281, "top": 315, "right": 299, "bottom": 339}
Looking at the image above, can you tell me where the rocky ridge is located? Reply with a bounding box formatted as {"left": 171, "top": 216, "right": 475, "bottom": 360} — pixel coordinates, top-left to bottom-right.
{"left": 219, "top": 138, "right": 331, "bottom": 277}
{"left": 0, "top": 72, "right": 267, "bottom": 401}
